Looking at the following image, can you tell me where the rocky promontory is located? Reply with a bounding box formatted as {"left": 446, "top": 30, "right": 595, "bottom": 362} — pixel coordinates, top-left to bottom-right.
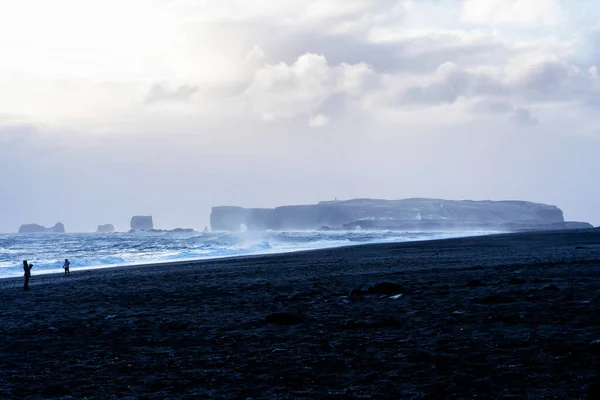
{"left": 130, "top": 216, "right": 153, "bottom": 231}
{"left": 210, "top": 198, "right": 592, "bottom": 232}
{"left": 18, "top": 222, "right": 65, "bottom": 233}
{"left": 97, "top": 224, "right": 115, "bottom": 233}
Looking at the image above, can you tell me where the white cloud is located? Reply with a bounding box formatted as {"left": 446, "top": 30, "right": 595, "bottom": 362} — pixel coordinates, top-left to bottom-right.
{"left": 399, "top": 61, "right": 506, "bottom": 105}
{"left": 469, "top": 99, "right": 537, "bottom": 126}
{"left": 461, "top": 0, "right": 563, "bottom": 26}
{"left": 2, "top": 0, "right": 600, "bottom": 231}
{"left": 309, "top": 114, "right": 331, "bottom": 127}
{"left": 510, "top": 108, "right": 538, "bottom": 126}
{"left": 166, "top": 0, "right": 379, "bottom": 33}
{"left": 145, "top": 83, "right": 198, "bottom": 104}
{"left": 243, "top": 53, "right": 378, "bottom": 120}
{"left": 246, "top": 45, "right": 265, "bottom": 62}
{"left": 2, "top": 0, "right": 593, "bottom": 128}
{"left": 0, "top": 0, "right": 175, "bottom": 79}
{"left": 471, "top": 99, "right": 515, "bottom": 114}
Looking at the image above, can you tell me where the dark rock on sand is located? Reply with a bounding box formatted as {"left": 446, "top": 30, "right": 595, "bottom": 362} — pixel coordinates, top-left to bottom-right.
{"left": 368, "top": 282, "right": 403, "bottom": 295}
{"left": 540, "top": 284, "right": 560, "bottom": 292}
{"left": 265, "top": 312, "right": 304, "bottom": 325}
{"left": 347, "top": 284, "right": 372, "bottom": 299}
{"left": 347, "top": 288, "right": 362, "bottom": 300}
{"left": 527, "top": 293, "right": 542, "bottom": 301}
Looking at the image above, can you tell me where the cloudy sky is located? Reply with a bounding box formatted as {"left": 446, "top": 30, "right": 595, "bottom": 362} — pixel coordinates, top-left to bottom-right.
{"left": 1, "top": 0, "right": 599, "bottom": 232}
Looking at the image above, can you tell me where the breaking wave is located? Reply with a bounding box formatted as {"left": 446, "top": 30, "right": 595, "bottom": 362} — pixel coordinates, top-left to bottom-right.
{"left": 0, "top": 230, "right": 498, "bottom": 278}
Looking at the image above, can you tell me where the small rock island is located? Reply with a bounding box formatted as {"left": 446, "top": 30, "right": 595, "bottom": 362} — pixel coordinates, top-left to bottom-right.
{"left": 97, "top": 224, "right": 116, "bottom": 233}
{"left": 18, "top": 222, "right": 66, "bottom": 233}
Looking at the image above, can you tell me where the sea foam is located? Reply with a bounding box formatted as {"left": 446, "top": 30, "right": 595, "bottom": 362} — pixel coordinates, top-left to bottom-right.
{"left": 0, "top": 230, "right": 498, "bottom": 278}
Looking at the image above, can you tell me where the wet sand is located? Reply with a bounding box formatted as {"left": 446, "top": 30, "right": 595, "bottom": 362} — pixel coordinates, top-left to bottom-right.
{"left": 1, "top": 229, "right": 600, "bottom": 399}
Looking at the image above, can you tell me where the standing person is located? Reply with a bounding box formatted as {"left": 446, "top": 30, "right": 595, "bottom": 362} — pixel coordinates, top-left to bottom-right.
{"left": 63, "top": 259, "right": 70, "bottom": 276}
{"left": 23, "top": 260, "right": 33, "bottom": 290}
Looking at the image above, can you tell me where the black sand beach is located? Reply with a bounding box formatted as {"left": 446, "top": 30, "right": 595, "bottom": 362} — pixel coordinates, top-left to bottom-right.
{"left": 1, "top": 229, "right": 600, "bottom": 399}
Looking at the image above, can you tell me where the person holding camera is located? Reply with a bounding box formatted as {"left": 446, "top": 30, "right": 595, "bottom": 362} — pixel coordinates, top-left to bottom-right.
{"left": 23, "top": 260, "right": 33, "bottom": 290}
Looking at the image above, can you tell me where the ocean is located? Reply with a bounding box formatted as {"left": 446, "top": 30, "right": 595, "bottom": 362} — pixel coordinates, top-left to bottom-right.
{"left": 0, "top": 230, "right": 499, "bottom": 278}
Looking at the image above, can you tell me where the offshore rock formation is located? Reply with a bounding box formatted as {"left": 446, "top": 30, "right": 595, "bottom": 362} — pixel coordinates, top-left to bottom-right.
{"left": 130, "top": 216, "right": 153, "bottom": 231}
{"left": 18, "top": 222, "right": 65, "bottom": 233}
{"left": 97, "top": 224, "right": 115, "bottom": 233}
{"left": 210, "top": 198, "right": 593, "bottom": 232}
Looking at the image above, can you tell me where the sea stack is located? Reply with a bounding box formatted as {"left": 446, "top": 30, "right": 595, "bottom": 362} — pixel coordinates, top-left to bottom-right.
{"left": 97, "top": 224, "right": 116, "bottom": 233}
{"left": 130, "top": 216, "right": 153, "bottom": 231}
{"left": 18, "top": 222, "right": 66, "bottom": 233}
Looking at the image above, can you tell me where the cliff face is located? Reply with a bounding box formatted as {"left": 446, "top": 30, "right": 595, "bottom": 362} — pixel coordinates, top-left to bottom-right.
{"left": 130, "top": 216, "right": 153, "bottom": 231}
{"left": 97, "top": 224, "right": 115, "bottom": 233}
{"left": 210, "top": 198, "right": 592, "bottom": 232}
{"left": 210, "top": 207, "right": 247, "bottom": 232}
{"left": 18, "top": 222, "right": 65, "bottom": 233}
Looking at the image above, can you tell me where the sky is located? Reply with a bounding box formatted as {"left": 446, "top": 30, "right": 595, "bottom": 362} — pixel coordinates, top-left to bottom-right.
{"left": 1, "top": 0, "right": 600, "bottom": 232}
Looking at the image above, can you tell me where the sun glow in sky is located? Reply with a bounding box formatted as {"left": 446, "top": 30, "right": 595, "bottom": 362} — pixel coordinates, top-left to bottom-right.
{"left": 1, "top": 0, "right": 600, "bottom": 232}
{"left": 0, "top": 0, "right": 177, "bottom": 78}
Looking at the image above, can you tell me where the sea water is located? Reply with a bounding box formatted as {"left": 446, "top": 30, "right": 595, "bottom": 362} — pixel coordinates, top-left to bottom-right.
{"left": 0, "top": 230, "right": 498, "bottom": 278}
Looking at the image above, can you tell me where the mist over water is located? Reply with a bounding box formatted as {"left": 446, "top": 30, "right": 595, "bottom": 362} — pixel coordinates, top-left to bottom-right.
{"left": 0, "top": 230, "right": 502, "bottom": 278}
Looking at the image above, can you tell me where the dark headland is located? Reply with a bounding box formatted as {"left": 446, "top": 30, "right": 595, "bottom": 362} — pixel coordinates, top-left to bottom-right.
{"left": 210, "top": 198, "right": 592, "bottom": 232}
{"left": 1, "top": 228, "right": 600, "bottom": 399}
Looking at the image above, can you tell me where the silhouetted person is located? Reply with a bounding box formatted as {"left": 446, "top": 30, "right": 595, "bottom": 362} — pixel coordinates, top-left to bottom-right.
{"left": 23, "top": 260, "right": 32, "bottom": 290}
{"left": 63, "top": 259, "right": 70, "bottom": 276}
